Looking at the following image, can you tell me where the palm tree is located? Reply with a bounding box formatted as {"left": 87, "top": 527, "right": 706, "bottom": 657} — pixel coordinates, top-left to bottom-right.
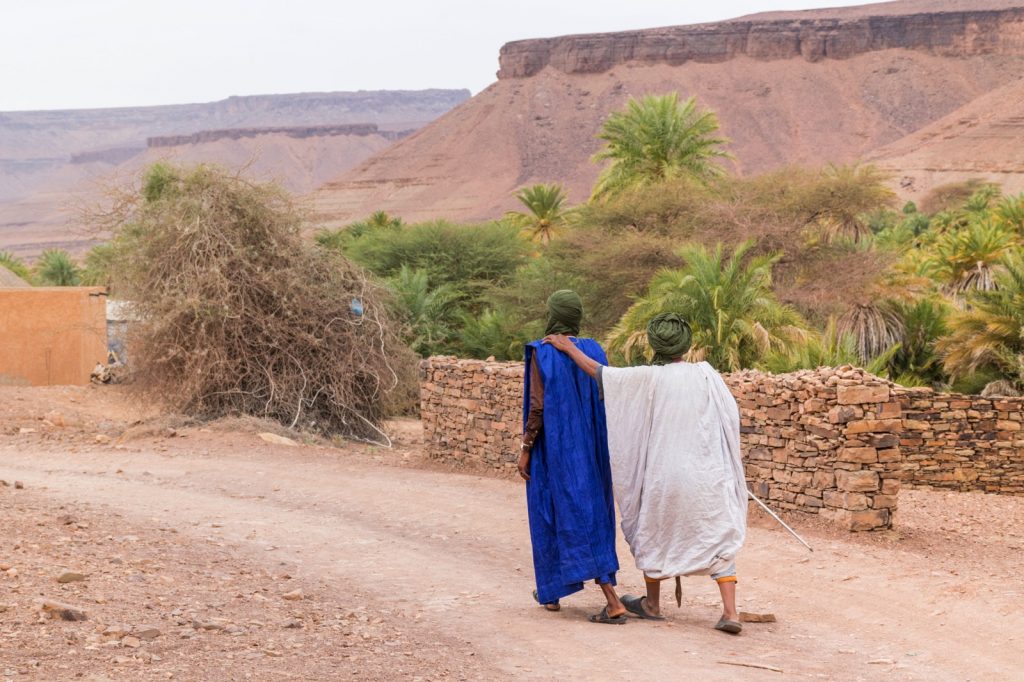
{"left": 939, "top": 252, "right": 1024, "bottom": 389}
{"left": 887, "top": 297, "right": 951, "bottom": 387}
{"left": 80, "top": 243, "right": 117, "bottom": 288}
{"left": 504, "top": 184, "right": 571, "bottom": 246}
{"left": 925, "top": 220, "right": 1016, "bottom": 297}
{"left": 34, "top": 249, "right": 81, "bottom": 286}
{"left": 0, "top": 250, "right": 31, "bottom": 281}
{"left": 964, "top": 185, "right": 1001, "bottom": 215}
{"left": 605, "top": 240, "right": 807, "bottom": 371}
{"left": 315, "top": 210, "right": 403, "bottom": 251}
{"left": 994, "top": 193, "right": 1024, "bottom": 234}
{"left": 761, "top": 317, "right": 895, "bottom": 377}
{"left": 387, "top": 265, "right": 461, "bottom": 357}
{"left": 591, "top": 93, "right": 730, "bottom": 201}
{"left": 836, "top": 302, "right": 904, "bottom": 363}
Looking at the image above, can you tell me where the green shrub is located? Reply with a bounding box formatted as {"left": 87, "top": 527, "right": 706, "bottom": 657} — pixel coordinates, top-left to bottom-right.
{"left": 343, "top": 219, "right": 528, "bottom": 302}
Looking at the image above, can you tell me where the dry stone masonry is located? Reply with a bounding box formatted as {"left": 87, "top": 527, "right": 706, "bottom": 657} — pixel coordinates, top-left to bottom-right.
{"left": 728, "top": 368, "right": 901, "bottom": 532}
{"left": 898, "top": 389, "right": 1024, "bottom": 494}
{"left": 420, "top": 358, "right": 901, "bottom": 531}
{"left": 420, "top": 358, "right": 1024, "bottom": 529}
{"left": 420, "top": 358, "right": 525, "bottom": 473}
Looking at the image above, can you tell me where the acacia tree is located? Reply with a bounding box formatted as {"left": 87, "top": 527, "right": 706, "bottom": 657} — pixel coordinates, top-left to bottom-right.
{"left": 504, "top": 183, "right": 571, "bottom": 246}
{"left": 803, "top": 164, "right": 896, "bottom": 243}
{"left": 606, "top": 240, "right": 806, "bottom": 371}
{"left": 591, "top": 93, "right": 730, "bottom": 201}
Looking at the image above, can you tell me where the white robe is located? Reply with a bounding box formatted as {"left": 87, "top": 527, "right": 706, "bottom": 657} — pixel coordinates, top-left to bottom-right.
{"left": 602, "top": 362, "right": 747, "bottom": 579}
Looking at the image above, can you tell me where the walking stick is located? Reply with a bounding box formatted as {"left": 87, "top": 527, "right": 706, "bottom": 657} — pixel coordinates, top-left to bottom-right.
{"left": 747, "top": 489, "right": 814, "bottom": 552}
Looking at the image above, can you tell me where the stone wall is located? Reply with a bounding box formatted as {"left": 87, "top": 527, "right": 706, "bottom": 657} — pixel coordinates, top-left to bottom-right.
{"left": 420, "top": 358, "right": 900, "bottom": 531}
{"left": 420, "top": 358, "right": 525, "bottom": 473}
{"left": 898, "top": 389, "right": 1024, "bottom": 494}
{"left": 729, "top": 368, "right": 901, "bottom": 532}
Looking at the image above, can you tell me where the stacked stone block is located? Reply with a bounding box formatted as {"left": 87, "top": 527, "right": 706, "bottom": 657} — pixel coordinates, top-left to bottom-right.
{"left": 898, "top": 389, "right": 1024, "bottom": 494}
{"left": 420, "top": 357, "right": 525, "bottom": 473}
{"left": 727, "top": 368, "right": 901, "bottom": 532}
{"left": 420, "top": 358, "right": 900, "bottom": 531}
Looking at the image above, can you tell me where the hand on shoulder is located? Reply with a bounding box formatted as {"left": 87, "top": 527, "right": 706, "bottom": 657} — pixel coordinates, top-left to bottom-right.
{"left": 542, "top": 334, "right": 575, "bottom": 352}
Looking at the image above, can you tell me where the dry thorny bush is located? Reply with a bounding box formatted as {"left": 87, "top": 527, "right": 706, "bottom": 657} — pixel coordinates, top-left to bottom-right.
{"left": 92, "top": 163, "right": 416, "bottom": 443}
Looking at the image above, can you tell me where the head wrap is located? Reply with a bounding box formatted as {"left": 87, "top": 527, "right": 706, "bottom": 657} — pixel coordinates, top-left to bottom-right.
{"left": 647, "top": 313, "right": 692, "bottom": 365}
{"left": 544, "top": 290, "right": 583, "bottom": 336}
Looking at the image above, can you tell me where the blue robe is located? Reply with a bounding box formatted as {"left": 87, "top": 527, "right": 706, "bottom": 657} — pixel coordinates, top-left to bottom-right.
{"left": 523, "top": 338, "right": 619, "bottom": 604}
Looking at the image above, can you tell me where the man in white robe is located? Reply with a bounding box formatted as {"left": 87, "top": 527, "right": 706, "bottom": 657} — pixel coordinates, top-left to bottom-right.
{"left": 544, "top": 313, "right": 747, "bottom": 634}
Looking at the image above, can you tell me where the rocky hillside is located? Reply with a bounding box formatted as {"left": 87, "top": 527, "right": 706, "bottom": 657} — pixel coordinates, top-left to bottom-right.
{"left": 314, "top": 1, "right": 1024, "bottom": 226}
{"left": 869, "top": 77, "right": 1024, "bottom": 200}
{"left": 0, "top": 90, "right": 469, "bottom": 255}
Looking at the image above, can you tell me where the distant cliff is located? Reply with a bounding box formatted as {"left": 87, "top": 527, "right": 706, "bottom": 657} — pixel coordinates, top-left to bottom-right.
{"left": 0, "top": 89, "right": 471, "bottom": 160}
{"left": 0, "top": 89, "right": 470, "bottom": 256}
{"left": 69, "top": 146, "right": 145, "bottom": 165}
{"left": 318, "top": 2, "right": 1024, "bottom": 229}
{"left": 498, "top": 8, "right": 1024, "bottom": 78}
{"left": 147, "top": 124, "right": 410, "bottom": 148}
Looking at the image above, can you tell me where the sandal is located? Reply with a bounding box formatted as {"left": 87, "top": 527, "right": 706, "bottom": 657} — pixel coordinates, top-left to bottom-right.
{"left": 589, "top": 606, "right": 628, "bottom": 625}
{"left": 714, "top": 616, "right": 742, "bottom": 635}
{"left": 621, "top": 595, "right": 665, "bottom": 621}
{"left": 532, "top": 589, "right": 560, "bottom": 612}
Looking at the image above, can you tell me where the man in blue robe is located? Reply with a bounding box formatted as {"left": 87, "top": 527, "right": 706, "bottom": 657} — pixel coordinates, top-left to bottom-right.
{"left": 517, "top": 290, "right": 627, "bottom": 624}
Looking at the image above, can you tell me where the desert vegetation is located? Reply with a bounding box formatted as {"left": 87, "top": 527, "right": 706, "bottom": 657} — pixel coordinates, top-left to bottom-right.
{"left": 1, "top": 248, "right": 83, "bottom": 286}
{"left": 319, "top": 94, "right": 1023, "bottom": 397}
{"left": 65, "top": 93, "right": 1024, "bottom": 438}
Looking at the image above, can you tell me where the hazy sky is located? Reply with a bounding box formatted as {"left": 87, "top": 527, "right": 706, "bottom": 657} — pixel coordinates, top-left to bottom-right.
{"left": 1, "top": 0, "right": 890, "bottom": 111}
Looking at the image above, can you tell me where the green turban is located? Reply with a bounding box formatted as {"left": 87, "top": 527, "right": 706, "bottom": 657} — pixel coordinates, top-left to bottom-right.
{"left": 647, "top": 313, "right": 692, "bottom": 365}
{"left": 544, "top": 290, "right": 583, "bottom": 336}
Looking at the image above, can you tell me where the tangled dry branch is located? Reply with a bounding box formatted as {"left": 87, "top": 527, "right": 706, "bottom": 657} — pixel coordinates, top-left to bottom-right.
{"left": 96, "top": 163, "right": 416, "bottom": 442}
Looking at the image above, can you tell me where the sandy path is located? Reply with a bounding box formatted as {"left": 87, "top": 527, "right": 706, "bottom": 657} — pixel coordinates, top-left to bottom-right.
{"left": 2, "top": 432, "right": 1023, "bottom": 681}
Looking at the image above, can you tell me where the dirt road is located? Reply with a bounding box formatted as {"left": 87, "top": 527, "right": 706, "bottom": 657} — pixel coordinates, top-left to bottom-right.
{"left": 1, "top": 389, "right": 1023, "bottom": 680}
